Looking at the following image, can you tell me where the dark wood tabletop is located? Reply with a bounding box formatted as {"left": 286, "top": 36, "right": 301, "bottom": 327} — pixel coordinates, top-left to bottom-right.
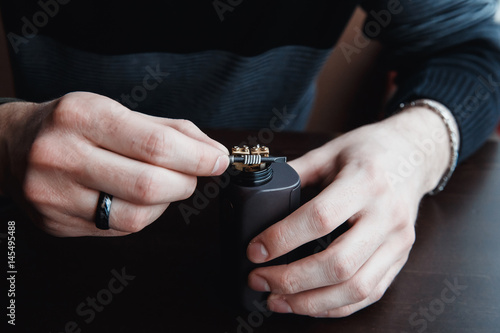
{"left": 2, "top": 130, "right": 500, "bottom": 333}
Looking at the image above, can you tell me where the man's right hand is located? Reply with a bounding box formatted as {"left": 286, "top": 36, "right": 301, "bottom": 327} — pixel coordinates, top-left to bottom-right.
{"left": 0, "top": 92, "right": 229, "bottom": 237}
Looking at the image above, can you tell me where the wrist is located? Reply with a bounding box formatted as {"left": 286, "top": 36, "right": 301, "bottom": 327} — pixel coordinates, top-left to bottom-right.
{"left": 382, "top": 103, "right": 458, "bottom": 197}
{"left": 0, "top": 101, "right": 39, "bottom": 196}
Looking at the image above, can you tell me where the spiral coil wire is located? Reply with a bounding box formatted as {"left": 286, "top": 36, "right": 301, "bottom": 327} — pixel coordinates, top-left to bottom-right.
{"left": 243, "top": 155, "right": 262, "bottom": 165}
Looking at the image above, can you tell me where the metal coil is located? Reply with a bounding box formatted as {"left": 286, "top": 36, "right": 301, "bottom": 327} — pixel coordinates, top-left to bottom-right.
{"left": 244, "top": 155, "right": 262, "bottom": 165}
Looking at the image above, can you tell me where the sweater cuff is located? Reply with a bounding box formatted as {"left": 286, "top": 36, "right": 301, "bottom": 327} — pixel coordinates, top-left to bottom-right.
{"left": 386, "top": 67, "right": 500, "bottom": 164}
{"left": 0, "top": 97, "right": 24, "bottom": 106}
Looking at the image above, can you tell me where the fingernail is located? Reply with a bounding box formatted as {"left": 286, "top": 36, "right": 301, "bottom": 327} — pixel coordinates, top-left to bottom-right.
{"left": 247, "top": 242, "right": 269, "bottom": 263}
{"left": 211, "top": 155, "right": 228, "bottom": 175}
{"left": 268, "top": 298, "right": 293, "bottom": 314}
{"left": 250, "top": 275, "right": 270, "bottom": 292}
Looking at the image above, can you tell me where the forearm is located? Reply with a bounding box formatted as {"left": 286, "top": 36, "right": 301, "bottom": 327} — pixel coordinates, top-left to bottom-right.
{"left": 386, "top": 48, "right": 500, "bottom": 163}
{"left": 362, "top": 0, "right": 500, "bottom": 162}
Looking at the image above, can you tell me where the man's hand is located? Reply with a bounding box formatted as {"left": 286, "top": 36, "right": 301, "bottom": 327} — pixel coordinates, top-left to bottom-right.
{"left": 0, "top": 92, "right": 229, "bottom": 237}
{"left": 247, "top": 107, "right": 452, "bottom": 317}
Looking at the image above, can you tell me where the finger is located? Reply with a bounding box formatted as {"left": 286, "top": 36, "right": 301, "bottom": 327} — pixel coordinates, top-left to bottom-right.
{"left": 247, "top": 166, "right": 368, "bottom": 264}
{"left": 249, "top": 215, "right": 387, "bottom": 295}
{"left": 38, "top": 181, "right": 169, "bottom": 236}
{"left": 93, "top": 114, "right": 229, "bottom": 176}
{"left": 319, "top": 257, "right": 407, "bottom": 318}
{"left": 107, "top": 199, "right": 168, "bottom": 233}
{"left": 75, "top": 187, "right": 170, "bottom": 233}
{"left": 76, "top": 146, "right": 198, "bottom": 205}
{"left": 65, "top": 95, "right": 228, "bottom": 176}
{"left": 288, "top": 141, "right": 339, "bottom": 187}
{"left": 137, "top": 113, "right": 229, "bottom": 155}
{"left": 39, "top": 214, "right": 129, "bottom": 237}
{"left": 288, "top": 154, "right": 322, "bottom": 187}
{"left": 267, "top": 244, "right": 409, "bottom": 317}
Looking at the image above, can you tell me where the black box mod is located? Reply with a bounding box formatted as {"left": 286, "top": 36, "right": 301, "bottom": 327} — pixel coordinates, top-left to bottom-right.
{"left": 220, "top": 145, "right": 300, "bottom": 312}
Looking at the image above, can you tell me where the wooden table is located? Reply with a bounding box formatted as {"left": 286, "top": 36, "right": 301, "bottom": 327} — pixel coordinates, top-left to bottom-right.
{"left": 2, "top": 130, "right": 499, "bottom": 333}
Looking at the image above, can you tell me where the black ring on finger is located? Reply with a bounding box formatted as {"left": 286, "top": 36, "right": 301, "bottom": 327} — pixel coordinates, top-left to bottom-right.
{"left": 95, "top": 192, "right": 113, "bottom": 230}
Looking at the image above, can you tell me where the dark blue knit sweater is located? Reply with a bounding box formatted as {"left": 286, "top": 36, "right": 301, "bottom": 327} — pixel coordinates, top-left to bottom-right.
{"left": 1, "top": 0, "right": 500, "bottom": 162}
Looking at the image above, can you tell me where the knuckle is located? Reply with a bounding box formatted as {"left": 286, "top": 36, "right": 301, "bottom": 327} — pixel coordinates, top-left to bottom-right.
{"left": 28, "top": 136, "right": 54, "bottom": 167}
{"left": 176, "top": 119, "right": 199, "bottom": 133}
{"left": 329, "top": 253, "right": 357, "bottom": 282}
{"left": 30, "top": 133, "right": 89, "bottom": 175}
{"left": 52, "top": 94, "right": 84, "bottom": 127}
{"left": 300, "top": 256, "right": 319, "bottom": 275}
{"left": 22, "top": 173, "right": 59, "bottom": 211}
{"left": 278, "top": 270, "right": 301, "bottom": 295}
{"left": 23, "top": 176, "right": 45, "bottom": 205}
{"left": 141, "top": 130, "right": 168, "bottom": 164}
{"left": 310, "top": 200, "right": 337, "bottom": 235}
{"left": 133, "top": 169, "right": 161, "bottom": 204}
{"left": 399, "top": 225, "right": 416, "bottom": 248}
{"left": 391, "top": 204, "right": 415, "bottom": 232}
{"left": 361, "top": 158, "right": 378, "bottom": 179}
{"left": 361, "top": 158, "right": 387, "bottom": 195}
{"left": 332, "top": 305, "right": 357, "bottom": 318}
{"left": 300, "top": 297, "right": 322, "bottom": 316}
{"left": 371, "top": 285, "right": 387, "bottom": 303}
{"left": 67, "top": 141, "right": 92, "bottom": 172}
{"left": 267, "top": 224, "right": 289, "bottom": 254}
{"left": 179, "top": 177, "right": 197, "bottom": 200}
{"left": 350, "top": 277, "right": 373, "bottom": 302}
{"left": 55, "top": 92, "right": 125, "bottom": 139}
{"left": 193, "top": 149, "right": 213, "bottom": 175}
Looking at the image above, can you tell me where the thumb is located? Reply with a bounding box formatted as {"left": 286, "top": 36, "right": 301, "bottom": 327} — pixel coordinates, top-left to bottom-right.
{"left": 288, "top": 139, "right": 342, "bottom": 187}
{"left": 288, "top": 152, "right": 325, "bottom": 187}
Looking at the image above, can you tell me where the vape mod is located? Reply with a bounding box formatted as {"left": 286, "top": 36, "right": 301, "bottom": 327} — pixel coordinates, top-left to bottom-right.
{"left": 220, "top": 145, "right": 301, "bottom": 312}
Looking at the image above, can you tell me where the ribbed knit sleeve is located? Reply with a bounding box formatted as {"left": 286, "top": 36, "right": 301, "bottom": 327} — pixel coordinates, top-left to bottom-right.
{"left": 361, "top": 0, "right": 500, "bottom": 163}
